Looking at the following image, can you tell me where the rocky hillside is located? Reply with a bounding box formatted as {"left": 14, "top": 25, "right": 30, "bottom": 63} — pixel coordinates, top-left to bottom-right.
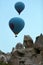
{"left": 0, "top": 34, "right": 43, "bottom": 65}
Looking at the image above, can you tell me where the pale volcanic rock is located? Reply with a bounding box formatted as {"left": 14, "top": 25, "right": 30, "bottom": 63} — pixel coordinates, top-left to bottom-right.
{"left": 0, "top": 34, "right": 43, "bottom": 65}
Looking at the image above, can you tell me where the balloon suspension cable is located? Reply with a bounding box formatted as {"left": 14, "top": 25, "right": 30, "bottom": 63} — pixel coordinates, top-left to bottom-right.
{"left": 19, "top": 12, "right": 20, "bottom": 15}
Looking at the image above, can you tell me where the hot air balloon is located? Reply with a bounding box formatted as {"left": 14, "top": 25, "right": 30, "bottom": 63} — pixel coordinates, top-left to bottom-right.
{"left": 15, "top": 2, "right": 25, "bottom": 14}
{"left": 9, "top": 17, "right": 25, "bottom": 37}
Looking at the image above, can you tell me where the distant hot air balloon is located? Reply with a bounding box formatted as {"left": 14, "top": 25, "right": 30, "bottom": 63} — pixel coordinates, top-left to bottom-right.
{"left": 15, "top": 2, "right": 25, "bottom": 14}
{"left": 9, "top": 17, "right": 25, "bottom": 37}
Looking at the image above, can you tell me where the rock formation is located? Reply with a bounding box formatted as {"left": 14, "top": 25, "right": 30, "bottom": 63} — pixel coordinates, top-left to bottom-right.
{"left": 23, "top": 35, "right": 34, "bottom": 48}
{"left": 0, "top": 34, "right": 43, "bottom": 65}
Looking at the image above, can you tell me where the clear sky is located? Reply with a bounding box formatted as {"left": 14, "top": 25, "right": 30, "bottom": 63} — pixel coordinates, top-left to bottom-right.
{"left": 0, "top": 0, "right": 43, "bottom": 53}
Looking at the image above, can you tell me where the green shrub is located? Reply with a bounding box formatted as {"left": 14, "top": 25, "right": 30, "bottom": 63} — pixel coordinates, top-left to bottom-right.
{"left": 0, "top": 62, "right": 9, "bottom": 65}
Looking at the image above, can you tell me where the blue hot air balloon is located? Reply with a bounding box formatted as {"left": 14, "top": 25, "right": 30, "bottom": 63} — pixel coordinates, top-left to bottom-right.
{"left": 15, "top": 2, "right": 25, "bottom": 14}
{"left": 9, "top": 17, "right": 25, "bottom": 37}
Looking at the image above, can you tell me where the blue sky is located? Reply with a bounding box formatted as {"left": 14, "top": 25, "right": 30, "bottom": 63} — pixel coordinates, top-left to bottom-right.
{"left": 0, "top": 0, "right": 43, "bottom": 53}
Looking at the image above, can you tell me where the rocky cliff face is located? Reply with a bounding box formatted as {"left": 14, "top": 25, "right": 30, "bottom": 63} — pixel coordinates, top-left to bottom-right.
{"left": 0, "top": 34, "right": 43, "bottom": 65}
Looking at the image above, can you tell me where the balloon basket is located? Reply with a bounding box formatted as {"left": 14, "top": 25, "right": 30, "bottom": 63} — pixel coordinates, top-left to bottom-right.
{"left": 15, "top": 35, "right": 17, "bottom": 37}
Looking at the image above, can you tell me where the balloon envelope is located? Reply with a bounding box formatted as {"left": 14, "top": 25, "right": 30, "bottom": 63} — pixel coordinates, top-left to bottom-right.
{"left": 9, "top": 17, "right": 25, "bottom": 37}
{"left": 15, "top": 2, "right": 25, "bottom": 14}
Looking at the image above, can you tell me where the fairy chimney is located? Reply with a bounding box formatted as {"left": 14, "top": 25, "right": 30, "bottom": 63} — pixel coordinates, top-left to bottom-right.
{"left": 23, "top": 35, "right": 33, "bottom": 48}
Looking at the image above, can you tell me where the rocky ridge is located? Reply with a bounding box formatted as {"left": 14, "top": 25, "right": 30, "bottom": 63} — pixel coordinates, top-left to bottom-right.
{"left": 0, "top": 34, "right": 43, "bottom": 65}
